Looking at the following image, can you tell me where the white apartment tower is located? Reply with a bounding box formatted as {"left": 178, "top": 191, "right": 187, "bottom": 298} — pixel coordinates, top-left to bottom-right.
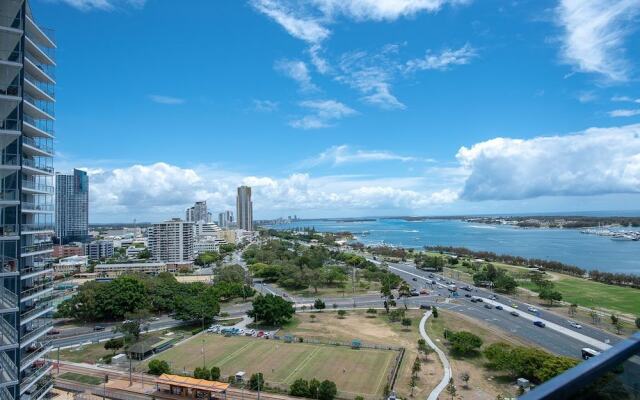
{"left": 236, "top": 186, "right": 253, "bottom": 231}
{"left": 217, "top": 210, "right": 233, "bottom": 228}
{"left": 0, "top": 0, "right": 56, "bottom": 398}
{"left": 185, "top": 201, "right": 209, "bottom": 223}
{"left": 149, "top": 218, "right": 194, "bottom": 263}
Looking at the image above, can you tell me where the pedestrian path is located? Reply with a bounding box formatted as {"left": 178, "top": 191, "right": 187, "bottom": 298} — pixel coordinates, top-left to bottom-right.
{"left": 419, "top": 311, "right": 451, "bottom": 400}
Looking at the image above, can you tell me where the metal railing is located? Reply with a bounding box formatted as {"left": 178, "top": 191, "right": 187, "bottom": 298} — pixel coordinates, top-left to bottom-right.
{"left": 21, "top": 242, "right": 54, "bottom": 254}
{"left": 0, "top": 286, "right": 18, "bottom": 309}
{"left": 22, "top": 136, "right": 53, "bottom": 154}
{"left": 0, "top": 350, "right": 17, "bottom": 382}
{"left": 20, "top": 281, "right": 52, "bottom": 299}
{"left": 23, "top": 71, "right": 54, "bottom": 98}
{"left": 21, "top": 202, "right": 54, "bottom": 212}
{"left": 20, "top": 302, "right": 52, "bottom": 321}
{"left": 21, "top": 368, "right": 52, "bottom": 398}
{"left": 22, "top": 159, "right": 54, "bottom": 174}
{"left": 22, "top": 114, "right": 54, "bottom": 135}
{"left": 0, "top": 317, "right": 18, "bottom": 344}
{"left": 23, "top": 93, "right": 54, "bottom": 118}
{"left": 0, "top": 224, "right": 18, "bottom": 237}
{"left": 20, "top": 340, "right": 51, "bottom": 368}
{"left": 22, "top": 180, "right": 53, "bottom": 193}
{"left": 521, "top": 332, "right": 640, "bottom": 399}
{"left": 20, "top": 322, "right": 51, "bottom": 346}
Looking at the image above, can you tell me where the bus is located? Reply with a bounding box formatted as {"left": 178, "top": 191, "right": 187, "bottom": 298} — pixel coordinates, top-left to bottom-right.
{"left": 581, "top": 347, "right": 600, "bottom": 360}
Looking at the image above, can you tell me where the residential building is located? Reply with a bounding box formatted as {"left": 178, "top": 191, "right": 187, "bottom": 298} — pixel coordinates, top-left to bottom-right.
{"left": 95, "top": 262, "right": 167, "bottom": 278}
{"left": 185, "top": 201, "right": 209, "bottom": 223}
{"left": 0, "top": 0, "right": 56, "bottom": 397}
{"left": 217, "top": 210, "right": 233, "bottom": 228}
{"left": 149, "top": 218, "right": 194, "bottom": 263}
{"left": 125, "top": 245, "right": 147, "bottom": 259}
{"left": 52, "top": 255, "right": 87, "bottom": 276}
{"left": 236, "top": 186, "right": 253, "bottom": 231}
{"left": 86, "top": 240, "right": 114, "bottom": 261}
{"left": 193, "top": 221, "right": 222, "bottom": 238}
{"left": 52, "top": 243, "right": 83, "bottom": 258}
{"left": 55, "top": 168, "right": 88, "bottom": 244}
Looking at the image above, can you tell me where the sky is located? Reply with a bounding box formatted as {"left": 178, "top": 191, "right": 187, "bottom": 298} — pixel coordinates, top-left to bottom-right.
{"left": 34, "top": 0, "right": 640, "bottom": 222}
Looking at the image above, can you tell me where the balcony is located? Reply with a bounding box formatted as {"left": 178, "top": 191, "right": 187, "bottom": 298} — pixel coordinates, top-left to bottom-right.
{"left": 21, "top": 180, "right": 53, "bottom": 194}
{"left": 0, "top": 256, "right": 18, "bottom": 276}
{"left": 20, "top": 340, "right": 52, "bottom": 371}
{"left": 20, "top": 361, "right": 52, "bottom": 396}
{"left": 21, "top": 202, "right": 54, "bottom": 213}
{"left": 0, "top": 118, "right": 19, "bottom": 133}
{"left": 21, "top": 373, "right": 53, "bottom": 400}
{"left": 0, "top": 287, "right": 18, "bottom": 311}
{"left": 0, "top": 13, "right": 23, "bottom": 31}
{"left": 20, "top": 280, "right": 53, "bottom": 300}
{"left": 0, "top": 351, "right": 18, "bottom": 386}
{"left": 0, "top": 318, "right": 18, "bottom": 351}
{"left": 23, "top": 72, "right": 54, "bottom": 102}
{"left": 0, "top": 386, "right": 11, "bottom": 400}
{"left": 22, "top": 159, "right": 54, "bottom": 175}
{"left": 19, "top": 303, "right": 52, "bottom": 325}
{"left": 0, "top": 153, "right": 20, "bottom": 168}
{"left": 22, "top": 136, "right": 53, "bottom": 157}
{"left": 0, "top": 225, "right": 18, "bottom": 238}
{"left": 520, "top": 331, "right": 640, "bottom": 400}
{"left": 23, "top": 93, "right": 54, "bottom": 120}
{"left": 20, "top": 264, "right": 53, "bottom": 280}
{"left": 22, "top": 115, "right": 54, "bottom": 138}
{"left": 21, "top": 224, "right": 54, "bottom": 234}
{"left": 0, "top": 190, "right": 18, "bottom": 202}
{"left": 23, "top": 55, "right": 54, "bottom": 83}
{"left": 24, "top": 36, "right": 55, "bottom": 67}
{"left": 25, "top": 14, "right": 55, "bottom": 50}
{"left": 0, "top": 82, "right": 20, "bottom": 98}
{"left": 20, "top": 242, "right": 53, "bottom": 258}
{"left": 20, "top": 322, "right": 51, "bottom": 349}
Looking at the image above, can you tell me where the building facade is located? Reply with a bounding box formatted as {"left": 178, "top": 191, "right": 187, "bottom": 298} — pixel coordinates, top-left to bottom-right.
{"left": 0, "top": 1, "right": 56, "bottom": 398}
{"left": 52, "top": 243, "right": 83, "bottom": 258}
{"left": 236, "top": 186, "right": 253, "bottom": 231}
{"left": 185, "top": 201, "right": 209, "bottom": 223}
{"left": 217, "top": 210, "right": 233, "bottom": 228}
{"left": 149, "top": 218, "right": 194, "bottom": 263}
{"left": 86, "top": 240, "right": 114, "bottom": 261}
{"left": 55, "top": 168, "right": 88, "bottom": 244}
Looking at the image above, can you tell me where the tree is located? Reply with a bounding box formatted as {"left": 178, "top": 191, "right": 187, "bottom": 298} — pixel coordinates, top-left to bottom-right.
{"left": 249, "top": 372, "right": 264, "bottom": 391}
{"left": 401, "top": 317, "right": 412, "bottom": 330}
{"left": 247, "top": 294, "right": 295, "bottom": 326}
{"left": 148, "top": 359, "right": 170, "bottom": 376}
{"left": 411, "top": 356, "right": 421, "bottom": 376}
{"left": 309, "top": 378, "right": 321, "bottom": 399}
{"left": 314, "top": 299, "right": 326, "bottom": 310}
{"left": 539, "top": 288, "right": 562, "bottom": 306}
{"left": 318, "top": 380, "right": 337, "bottom": 400}
{"left": 337, "top": 310, "right": 347, "bottom": 319}
{"left": 219, "top": 243, "right": 237, "bottom": 255}
{"left": 104, "top": 338, "right": 124, "bottom": 354}
{"left": 535, "top": 356, "right": 579, "bottom": 382}
{"left": 432, "top": 306, "right": 438, "bottom": 318}
{"left": 611, "top": 314, "right": 623, "bottom": 334}
{"left": 310, "top": 314, "right": 317, "bottom": 323}
{"left": 445, "top": 378, "right": 456, "bottom": 400}
{"left": 460, "top": 371, "right": 470, "bottom": 389}
{"left": 568, "top": 303, "right": 578, "bottom": 317}
{"left": 417, "top": 339, "right": 432, "bottom": 361}
{"left": 448, "top": 331, "right": 483, "bottom": 356}
{"left": 216, "top": 264, "right": 246, "bottom": 284}
{"left": 174, "top": 285, "right": 220, "bottom": 323}
{"left": 398, "top": 281, "right": 412, "bottom": 306}
{"left": 210, "top": 366, "right": 221, "bottom": 381}
{"left": 194, "top": 367, "right": 210, "bottom": 380}
{"left": 366, "top": 308, "right": 377, "bottom": 316}
{"left": 290, "top": 378, "right": 310, "bottom": 397}
{"left": 195, "top": 251, "right": 221, "bottom": 266}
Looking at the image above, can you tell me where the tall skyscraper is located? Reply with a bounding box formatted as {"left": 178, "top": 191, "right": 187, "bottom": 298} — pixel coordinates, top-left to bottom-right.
{"left": 149, "top": 218, "right": 194, "bottom": 263}
{"left": 55, "top": 169, "right": 88, "bottom": 243}
{"left": 236, "top": 186, "right": 253, "bottom": 231}
{"left": 217, "top": 210, "right": 233, "bottom": 228}
{"left": 185, "top": 200, "right": 209, "bottom": 223}
{"left": 0, "top": 1, "right": 56, "bottom": 398}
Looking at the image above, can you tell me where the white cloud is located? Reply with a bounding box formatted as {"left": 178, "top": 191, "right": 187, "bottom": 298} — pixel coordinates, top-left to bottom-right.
{"left": 308, "top": 45, "right": 330, "bottom": 74}
{"left": 250, "top": 0, "right": 330, "bottom": 44}
{"left": 274, "top": 59, "right": 318, "bottom": 91}
{"left": 456, "top": 123, "right": 640, "bottom": 200}
{"left": 611, "top": 96, "right": 640, "bottom": 103}
{"left": 302, "top": 145, "right": 423, "bottom": 167}
{"left": 577, "top": 91, "right": 597, "bottom": 103}
{"left": 56, "top": 0, "right": 145, "bottom": 11}
{"left": 608, "top": 109, "right": 640, "bottom": 117}
{"left": 290, "top": 99, "right": 356, "bottom": 129}
{"left": 148, "top": 95, "right": 185, "bottom": 105}
{"left": 253, "top": 99, "right": 280, "bottom": 112}
{"left": 312, "top": 0, "right": 470, "bottom": 21}
{"left": 405, "top": 44, "right": 477, "bottom": 72}
{"left": 556, "top": 0, "right": 640, "bottom": 82}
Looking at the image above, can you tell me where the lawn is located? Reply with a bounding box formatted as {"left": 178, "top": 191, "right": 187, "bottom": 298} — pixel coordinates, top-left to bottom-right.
{"left": 59, "top": 372, "right": 103, "bottom": 385}
{"left": 140, "top": 333, "right": 396, "bottom": 397}
{"left": 288, "top": 279, "right": 381, "bottom": 298}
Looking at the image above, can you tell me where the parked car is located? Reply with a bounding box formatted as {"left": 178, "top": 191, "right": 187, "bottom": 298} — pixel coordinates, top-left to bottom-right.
{"left": 533, "top": 321, "right": 546, "bottom": 328}
{"left": 245, "top": 329, "right": 256, "bottom": 336}
{"left": 484, "top": 304, "right": 493, "bottom": 309}
{"left": 419, "top": 288, "right": 429, "bottom": 295}
{"left": 475, "top": 298, "right": 484, "bottom": 303}
{"left": 527, "top": 306, "right": 539, "bottom": 313}
{"left": 419, "top": 304, "right": 431, "bottom": 310}
{"left": 428, "top": 274, "right": 434, "bottom": 278}
{"left": 495, "top": 305, "right": 503, "bottom": 310}
{"left": 257, "top": 331, "right": 264, "bottom": 338}
{"left": 464, "top": 294, "right": 471, "bottom": 298}
{"left": 510, "top": 311, "right": 519, "bottom": 317}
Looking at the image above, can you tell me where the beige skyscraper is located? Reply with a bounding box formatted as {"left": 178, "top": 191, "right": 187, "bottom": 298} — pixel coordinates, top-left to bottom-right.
{"left": 236, "top": 186, "right": 253, "bottom": 231}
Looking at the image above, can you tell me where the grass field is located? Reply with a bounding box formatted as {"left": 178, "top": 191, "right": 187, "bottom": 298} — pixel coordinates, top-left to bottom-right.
{"left": 141, "top": 334, "right": 396, "bottom": 397}
{"left": 59, "top": 372, "right": 103, "bottom": 385}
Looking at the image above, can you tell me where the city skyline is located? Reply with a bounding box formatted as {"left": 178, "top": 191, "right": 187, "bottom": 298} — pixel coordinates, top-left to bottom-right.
{"left": 35, "top": 0, "right": 640, "bottom": 222}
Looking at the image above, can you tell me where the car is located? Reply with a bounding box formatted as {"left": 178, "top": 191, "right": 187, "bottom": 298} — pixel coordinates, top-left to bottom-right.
{"left": 527, "top": 306, "right": 539, "bottom": 313}
{"left": 256, "top": 331, "right": 264, "bottom": 338}
{"left": 510, "top": 311, "right": 519, "bottom": 317}
{"left": 264, "top": 332, "right": 271, "bottom": 339}
{"left": 533, "top": 321, "right": 546, "bottom": 328}
{"left": 484, "top": 304, "right": 493, "bottom": 309}
{"left": 245, "top": 329, "right": 256, "bottom": 336}
{"left": 93, "top": 325, "right": 105, "bottom": 331}
{"left": 428, "top": 274, "right": 434, "bottom": 278}
{"left": 462, "top": 286, "right": 472, "bottom": 291}
{"left": 490, "top": 295, "right": 498, "bottom": 300}
{"left": 410, "top": 291, "right": 420, "bottom": 297}
{"left": 282, "top": 293, "right": 289, "bottom": 298}
{"left": 470, "top": 298, "right": 478, "bottom": 303}
{"left": 464, "top": 294, "right": 471, "bottom": 298}
{"left": 511, "top": 304, "right": 518, "bottom": 309}
{"left": 431, "top": 280, "right": 437, "bottom": 284}
{"left": 495, "top": 305, "right": 503, "bottom": 310}
{"left": 412, "top": 277, "right": 417, "bottom": 281}
{"left": 237, "top": 328, "right": 245, "bottom": 335}
{"left": 476, "top": 298, "right": 483, "bottom": 303}
{"left": 47, "top": 329, "right": 60, "bottom": 335}
{"left": 419, "top": 304, "right": 431, "bottom": 310}
{"left": 419, "top": 288, "right": 429, "bottom": 295}
{"left": 568, "top": 321, "right": 583, "bottom": 329}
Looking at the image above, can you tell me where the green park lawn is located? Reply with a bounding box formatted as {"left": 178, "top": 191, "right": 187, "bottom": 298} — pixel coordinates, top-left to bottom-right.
{"left": 59, "top": 372, "right": 103, "bottom": 385}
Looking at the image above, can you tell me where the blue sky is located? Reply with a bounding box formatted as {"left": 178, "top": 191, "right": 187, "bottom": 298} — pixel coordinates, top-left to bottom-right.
{"left": 35, "top": 0, "right": 640, "bottom": 222}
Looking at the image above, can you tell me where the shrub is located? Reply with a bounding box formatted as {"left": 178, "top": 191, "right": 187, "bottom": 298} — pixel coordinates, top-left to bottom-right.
{"left": 318, "top": 380, "right": 337, "bottom": 400}
{"left": 148, "top": 359, "right": 171, "bottom": 376}
{"left": 194, "top": 367, "right": 210, "bottom": 380}
{"left": 290, "top": 378, "right": 310, "bottom": 397}
{"left": 210, "top": 366, "right": 221, "bottom": 381}
{"left": 314, "top": 299, "right": 326, "bottom": 310}
{"left": 448, "top": 331, "right": 483, "bottom": 356}
{"left": 249, "top": 373, "right": 265, "bottom": 391}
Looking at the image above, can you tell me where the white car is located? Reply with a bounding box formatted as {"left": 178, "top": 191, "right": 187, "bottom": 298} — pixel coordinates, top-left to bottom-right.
{"left": 568, "top": 321, "right": 583, "bottom": 329}
{"left": 245, "top": 329, "right": 255, "bottom": 336}
{"left": 237, "top": 328, "right": 245, "bottom": 335}
{"left": 527, "top": 306, "right": 539, "bottom": 313}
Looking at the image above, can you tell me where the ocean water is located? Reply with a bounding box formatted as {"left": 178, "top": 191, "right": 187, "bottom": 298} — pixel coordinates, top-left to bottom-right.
{"left": 267, "top": 218, "right": 640, "bottom": 274}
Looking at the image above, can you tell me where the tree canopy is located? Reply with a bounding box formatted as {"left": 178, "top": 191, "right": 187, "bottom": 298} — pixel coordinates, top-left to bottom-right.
{"left": 247, "top": 294, "right": 295, "bottom": 326}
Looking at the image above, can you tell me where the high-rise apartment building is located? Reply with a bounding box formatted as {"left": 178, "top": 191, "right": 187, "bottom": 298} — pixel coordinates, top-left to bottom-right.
{"left": 149, "top": 218, "right": 194, "bottom": 263}
{"left": 0, "top": 1, "right": 56, "bottom": 398}
{"left": 236, "top": 186, "right": 253, "bottom": 231}
{"left": 55, "top": 169, "right": 88, "bottom": 243}
{"left": 185, "top": 201, "right": 209, "bottom": 223}
{"left": 217, "top": 210, "right": 233, "bottom": 228}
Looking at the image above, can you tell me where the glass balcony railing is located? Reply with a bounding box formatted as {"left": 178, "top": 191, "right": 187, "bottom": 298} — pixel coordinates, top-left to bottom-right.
{"left": 22, "top": 159, "right": 54, "bottom": 174}
{"left": 0, "top": 351, "right": 17, "bottom": 382}
{"left": 20, "top": 302, "right": 52, "bottom": 322}
{"left": 0, "top": 153, "right": 20, "bottom": 167}
{"left": 22, "top": 374, "right": 53, "bottom": 400}
{"left": 0, "top": 318, "right": 18, "bottom": 345}
{"left": 0, "top": 190, "right": 18, "bottom": 201}
{"left": 0, "top": 118, "right": 19, "bottom": 132}
{"left": 20, "top": 282, "right": 52, "bottom": 300}
{"left": 22, "top": 136, "right": 53, "bottom": 154}
{"left": 0, "top": 83, "right": 20, "bottom": 97}
{"left": 23, "top": 115, "right": 54, "bottom": 136}
{"left": 23, "top": 93, "right": 54, "bottom": 118}
{"left": 21, "top": 242, "right": 53, "bottom": 254}
{"left": 24, "top": 71, "right": 54, "bottom": 98}
{"left": 24, "top": 54, "right": 55, "bottom": 80}
{"left": 20, "top": 360, "right": 52, "bottom": 394}
{"left": 21, "top": 203, "right": 54, "bottom": 212}
{"left": 21, "top": 224, "right": 54, "bottom": 232}
{"left": 21, "top": 340, "right": 51, "bottom": 368}
{"left": 0, "top": 224, "right": 18, "bottom": 236}
{"left": 26, "top": 33, "right": 55, "bottom": 62}
{"left": 21, "top": 180, "right": 54, "bottom": 193}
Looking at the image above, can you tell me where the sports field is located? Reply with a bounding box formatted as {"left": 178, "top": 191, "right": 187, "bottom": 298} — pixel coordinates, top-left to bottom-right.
{"left": 140, "top": 334, "right": 397, "bottom": 397}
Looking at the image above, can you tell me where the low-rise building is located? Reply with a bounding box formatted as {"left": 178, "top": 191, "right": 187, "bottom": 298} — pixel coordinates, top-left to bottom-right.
{"left": 53, "top": 255, "right": 89, "bottom": 276}
{"left": 95, "top": 262, "right": 168, "bottom": 277}
{"left": 87, "top": 240, "right": 115, "bottom": 261}
{"left": 126, "top": 245, "right": 147, "bottom": 259}
{"left": 53, "top": 244, "right": 85, "bottom": 258}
